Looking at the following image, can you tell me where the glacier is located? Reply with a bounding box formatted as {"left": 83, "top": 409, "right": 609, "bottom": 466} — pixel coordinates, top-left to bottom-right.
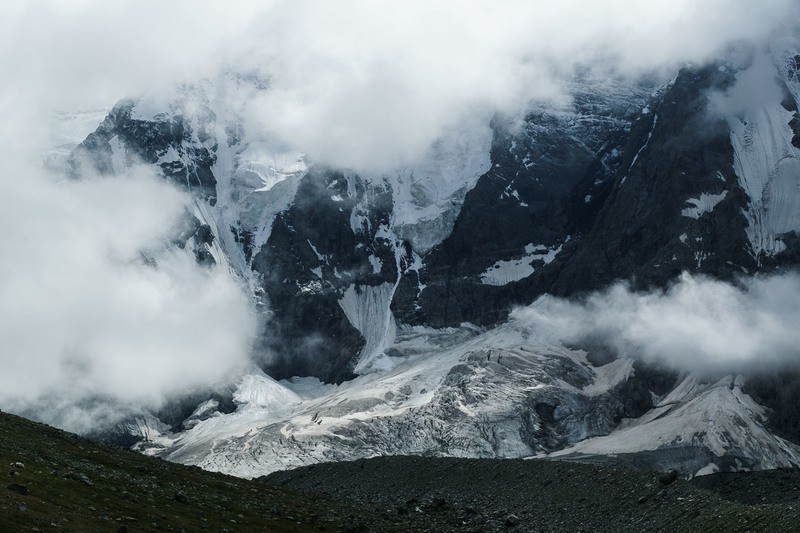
{"left": 130, "top": 309, "right": 800, "bottom": 479}
{"left": 728, "top": 51, "right": 800, "bottom": 260}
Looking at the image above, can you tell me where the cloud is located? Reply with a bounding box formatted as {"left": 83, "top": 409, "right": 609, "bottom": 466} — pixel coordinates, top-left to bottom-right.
{"left": 0, "top": 165, "right": 257, "bottom": 432}
{"left": 0, "top": 2, "right": 265, "bottom": 433}
{"left": 2, "top": 1, "right": 798, "bottom": 170}
{"left": 709, "top": 52, "right": 788, "bottom": 120}
{"left": 237, "top": 0, "right": 800, "bottom": 171}
{"left": 515, "top": 272, "right": 800, "bottom": 372}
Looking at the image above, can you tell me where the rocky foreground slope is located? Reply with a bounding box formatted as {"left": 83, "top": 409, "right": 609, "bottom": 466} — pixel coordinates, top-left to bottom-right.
{"left": 3, "top": 410, "right": 800, "bottom": 533}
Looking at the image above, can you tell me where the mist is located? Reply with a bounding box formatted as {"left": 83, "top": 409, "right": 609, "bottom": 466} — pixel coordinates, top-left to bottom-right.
{"left": 0, "top": 166, "right": 257, "bottom": 432}
{"left": 2, "top": 2, "right": 798, "bottom": 170}
{"left": 516, "top": 272, "right": 800, "bottom": 373}
{"left": 240, "top": 1, "right": 800, "bottom": 172}
{"left": 709, "top": 51, "right": 788, "bottom": 120}
{"left": 0, "top": 3, "right": 265, "bottom": 433}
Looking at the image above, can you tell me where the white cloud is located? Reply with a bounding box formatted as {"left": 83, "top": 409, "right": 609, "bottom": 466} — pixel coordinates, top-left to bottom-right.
{"left": 0, "top": 4, "right": 263, "bottom": 433}
{"left": 0, "top": 162, "right": 257, "bottom": 432}
{"left": 709, "top": 52, "right": 788, "bottom": 120}
{"left": 238, "top": 0, "right": 800, "bottom": 171}
{"left": 515, "top": 272, "right": 800, "bottom": 372}
{"left": 1, "top": 1, "right": 797, "bottom": 169}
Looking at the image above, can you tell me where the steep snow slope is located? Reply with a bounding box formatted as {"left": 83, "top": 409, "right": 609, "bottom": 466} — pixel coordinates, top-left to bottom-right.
{"left": 338, "top": 282, "right": 399, "bottom": 374}
{"left": 729, "top": 53, "right": 800, "bottom": 260}
{"left": 385, "top": 114, "right": 493, "bottom": 254}
{"left": 551, "top": 374, "right": 800, "bottom": 474}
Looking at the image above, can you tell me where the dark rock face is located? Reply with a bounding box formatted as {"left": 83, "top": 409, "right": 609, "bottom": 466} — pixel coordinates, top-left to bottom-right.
{"left": 549, "top": 65, "right": 750, "bottom": 296}
{"left": 398, "top": 77, "right": 649, "bottom": 327}
{"left": 615, "top": 362, "right": 680, "bottom": 419}
{"left": 743, "top": 371, "right": 800, "bottom": 444}
{"left": 402, "top": 64, "right": 760, "bottom": 330}
{"left": 397, "top": 60, "right": 800, "bottom": 337}
{"left": 254, "top": 168, "right": 408, "bottom": 383}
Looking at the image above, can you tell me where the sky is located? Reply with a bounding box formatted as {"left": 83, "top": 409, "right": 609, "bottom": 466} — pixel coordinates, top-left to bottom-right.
{"left": 0, "top": 1, "right": 798, "bottom": 432}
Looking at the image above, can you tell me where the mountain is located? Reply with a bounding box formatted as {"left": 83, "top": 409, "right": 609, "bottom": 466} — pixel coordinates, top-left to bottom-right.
{"left": 64, "top": 45, "right": 800, "bottom": 477}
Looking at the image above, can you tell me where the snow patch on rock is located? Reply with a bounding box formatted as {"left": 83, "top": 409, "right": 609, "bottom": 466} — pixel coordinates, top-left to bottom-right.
{"left": 682, "top": 191, "right": 728, "bottom": 219}
{"left": 481, "top": 243, "right": 564, "bottom": 286}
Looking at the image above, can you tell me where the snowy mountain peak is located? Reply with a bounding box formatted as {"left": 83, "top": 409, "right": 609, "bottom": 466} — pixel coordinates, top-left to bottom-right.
{"left": 67, "top": 48, "right": 800, "bottom": 479}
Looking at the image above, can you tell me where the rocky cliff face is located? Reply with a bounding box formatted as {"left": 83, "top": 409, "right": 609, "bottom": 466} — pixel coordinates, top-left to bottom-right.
{"left": 409, "top": 56, "right": 800, "bottom": 332}
{"left": 70, "top": 55, "right": 800, "bottom": 381}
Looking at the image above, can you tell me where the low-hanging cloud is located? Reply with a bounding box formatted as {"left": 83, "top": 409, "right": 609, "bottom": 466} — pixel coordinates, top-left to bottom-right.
{"left": 2, "top": 1, "right": 799, "bottom": 171}
{"left": 515, "top": 272, "right": 800, "bottom": 372}
{"left": 238, "top": 0, "right": 800, "bottom": 171}
{"left": 0, "top": 164, "right": 257, "bottom": 433}
{"left": 708, "top": 52, "right": 788, "bottom": 120}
